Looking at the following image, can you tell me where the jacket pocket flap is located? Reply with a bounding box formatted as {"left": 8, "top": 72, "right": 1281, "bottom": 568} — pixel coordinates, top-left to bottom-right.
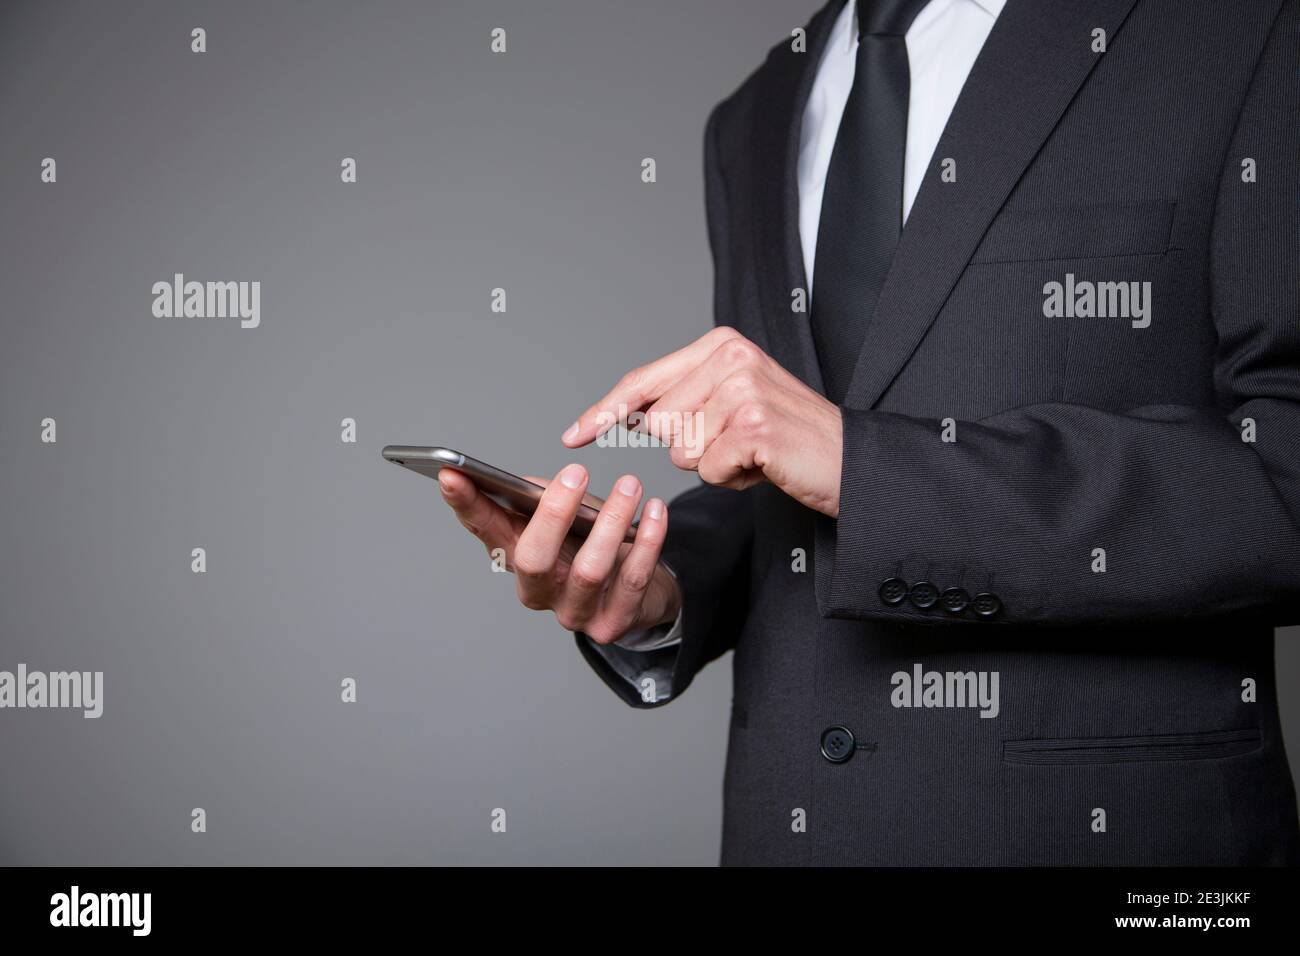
{"left": 1003, "top": 727, "right": 1261, "bottom": 765}
{"left": 972, "top": 199, "right": 1176, "bottom": 264}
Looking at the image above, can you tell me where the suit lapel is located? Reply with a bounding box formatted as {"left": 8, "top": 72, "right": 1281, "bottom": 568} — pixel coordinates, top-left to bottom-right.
{"left": 753, "top": 0, "right": 842, "bottom": 392}
{"left": 841, "top": 0, "right": 1140, "bottom": 408}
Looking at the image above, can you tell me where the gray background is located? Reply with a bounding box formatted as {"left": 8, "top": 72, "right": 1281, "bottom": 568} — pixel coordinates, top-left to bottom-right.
{"left": 1, "top": 0, "right": 1296, "bottom": 866}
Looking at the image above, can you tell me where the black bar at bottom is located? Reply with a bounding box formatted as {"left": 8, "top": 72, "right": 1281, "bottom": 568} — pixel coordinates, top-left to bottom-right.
{"left": 0, "top": 866, "right": 1294, "bottom": 941}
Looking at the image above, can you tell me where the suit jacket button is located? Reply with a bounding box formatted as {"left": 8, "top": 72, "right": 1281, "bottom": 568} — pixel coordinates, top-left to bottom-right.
{"left": 820, "top": 726, "right": 856, "bottom": 764}
{"left": 972, "top": 592, "right": 1002, "bottom": 618}
{"left": 909, "top": 581, "right": 939, "bottom": 609}
{"left": 879, "top": 578, "right": 908, "bottom": 605}
{"left": 940, "top": 587, "right": 970, "bottom": 613}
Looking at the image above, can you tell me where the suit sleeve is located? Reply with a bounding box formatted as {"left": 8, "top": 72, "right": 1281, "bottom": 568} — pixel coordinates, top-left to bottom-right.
{"left": 576, "top": 103, "right": 757, "bottom": 706}
{"left": 817, "top": 1, "right": 1300, "bottom": 627}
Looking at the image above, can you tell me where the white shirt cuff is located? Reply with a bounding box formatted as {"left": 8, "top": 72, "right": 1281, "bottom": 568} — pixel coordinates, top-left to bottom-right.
{"left": 611, "top": 611, "right": 683, "bottom": 652}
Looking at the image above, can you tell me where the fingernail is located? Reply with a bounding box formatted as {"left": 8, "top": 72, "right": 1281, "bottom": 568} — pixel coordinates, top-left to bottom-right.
{"left": 616, "top": 475, "right": 640, "bottom": 496}
{"left": 562, "top": 421, "right": 581, "bottom": 443}
{"left": 646, "top": 498, "right": 664, "bottom": 520}
{"left": 559, "top": 463, "right": 586, "bottom": 489}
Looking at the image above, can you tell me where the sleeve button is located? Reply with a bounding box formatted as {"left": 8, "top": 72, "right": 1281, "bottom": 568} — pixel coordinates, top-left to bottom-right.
{"left": 879, "top": 577, "right": 909, "bottom": 606}
{"left": 908, "top": 581, "right": 939, "bottom": 609}
{"left": 940, "top": 587, "right": 970, "bottom": 613}
{"left": 972, "top": 592, "right": 1002, "bottom": 618}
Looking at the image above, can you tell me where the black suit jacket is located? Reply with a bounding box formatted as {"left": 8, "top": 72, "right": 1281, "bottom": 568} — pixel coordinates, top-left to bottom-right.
{"left": 579, "top": 0, "right": 1300, "bottom": 865}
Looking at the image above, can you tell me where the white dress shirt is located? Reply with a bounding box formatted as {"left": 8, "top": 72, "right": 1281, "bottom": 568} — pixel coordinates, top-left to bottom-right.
{"left": 610, "top": 0, "right": 1004, "bottom": 657}
{"left": 800, "top": 0, "right": 1005, "bottom": 285}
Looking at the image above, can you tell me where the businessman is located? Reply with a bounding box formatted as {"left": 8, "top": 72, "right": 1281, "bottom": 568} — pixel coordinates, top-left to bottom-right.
{"left": 439, "top": 0, "right": 1300, "bottom": 864}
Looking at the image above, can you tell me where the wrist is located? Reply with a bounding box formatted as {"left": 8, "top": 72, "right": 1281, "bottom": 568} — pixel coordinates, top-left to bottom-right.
{"left": 645, "top": 562, "right": 682, "bottom": 629}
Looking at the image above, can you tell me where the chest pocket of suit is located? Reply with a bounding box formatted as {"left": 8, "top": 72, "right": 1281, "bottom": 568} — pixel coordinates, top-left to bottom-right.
{"left": 971, "top": 199, "right": 1176, "bottom": 264}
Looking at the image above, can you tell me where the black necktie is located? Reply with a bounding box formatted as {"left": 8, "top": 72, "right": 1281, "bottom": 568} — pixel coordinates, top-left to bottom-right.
{"left": 810, "top": 0, "right": 930, "bottom": 404}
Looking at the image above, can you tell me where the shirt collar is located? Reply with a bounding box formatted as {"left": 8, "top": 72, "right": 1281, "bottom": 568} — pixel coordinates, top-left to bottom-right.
{"left": 849, "top": 0, "right": 1007, "bottom": 38}
{"left": 967, "top": 0, "right": 1007, "bottom": 17}
{"left": 844, "top": 0, "right": 1005, "bottom": 53}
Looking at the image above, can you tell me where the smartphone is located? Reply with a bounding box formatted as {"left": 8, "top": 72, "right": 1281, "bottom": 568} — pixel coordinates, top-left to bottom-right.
{"left": 381, "top": 445, "right": 637, "bottom": 543}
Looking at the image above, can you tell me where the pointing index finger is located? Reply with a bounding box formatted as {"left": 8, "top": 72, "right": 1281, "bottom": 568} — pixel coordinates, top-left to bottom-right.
{"left": 561, "top": 327, "right": 741, "bottom": 447}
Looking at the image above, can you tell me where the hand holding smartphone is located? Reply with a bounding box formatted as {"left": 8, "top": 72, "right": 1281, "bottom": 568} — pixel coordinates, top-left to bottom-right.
{"left": 382, "top": 446, "right": 636, "bottom": 542}
{"left": 383, "top": 446, "right": 680, "bottom": 644}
